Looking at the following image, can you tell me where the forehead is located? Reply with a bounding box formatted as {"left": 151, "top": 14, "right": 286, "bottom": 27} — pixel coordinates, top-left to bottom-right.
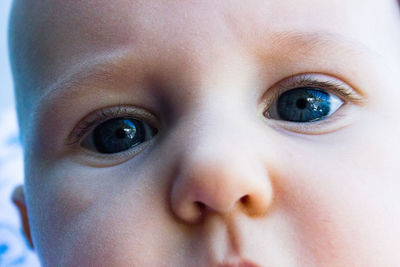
{"left": 10, "top": 0, "right": 400, "bottom": 125}
{"left": 16, "top": 0, "right": 398, "bottom": 79}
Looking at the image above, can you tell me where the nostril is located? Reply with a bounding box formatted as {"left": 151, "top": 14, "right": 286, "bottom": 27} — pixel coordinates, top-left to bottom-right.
{"left": 240, "top": 195, "right": 250, "bottom": 205}
{"left": 194, "top": 201, "right": 206, "bottom": 211}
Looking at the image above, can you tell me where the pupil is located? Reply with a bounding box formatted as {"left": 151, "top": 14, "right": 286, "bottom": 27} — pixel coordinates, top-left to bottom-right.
{"left": 296, "top": 98, "right": 307, "bottom": 109}
{"left": 276, "top": 88, "right": 332, "bottom": 122}
{"left": 115, "top": 128, "right": 127, "bottom": 139}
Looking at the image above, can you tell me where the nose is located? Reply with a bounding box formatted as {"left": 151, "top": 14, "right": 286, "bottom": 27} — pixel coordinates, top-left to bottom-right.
{"left": 170, "top": 114, "right": 274, "bottom": 224}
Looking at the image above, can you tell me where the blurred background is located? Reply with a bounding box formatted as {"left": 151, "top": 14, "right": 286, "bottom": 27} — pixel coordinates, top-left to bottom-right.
{"left": 0, "top": 0, "right": 40, "bottom": 266}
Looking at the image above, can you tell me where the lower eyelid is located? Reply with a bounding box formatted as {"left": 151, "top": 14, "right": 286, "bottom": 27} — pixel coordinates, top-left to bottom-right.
{"left": 70, "top": 136, "right": 159, "bottom": 167}
{"left": 264, "top": 104, "right": 357, "bottom": 135}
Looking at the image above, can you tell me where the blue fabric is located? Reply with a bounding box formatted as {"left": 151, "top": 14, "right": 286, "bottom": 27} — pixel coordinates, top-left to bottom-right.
{"left": 0, "top": 109, "right": 40, "bottom": 267}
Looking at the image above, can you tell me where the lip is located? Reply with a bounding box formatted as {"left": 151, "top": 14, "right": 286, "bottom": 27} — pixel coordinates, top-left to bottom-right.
{"left": 217, "top": 259, "right": 262, "bottom": 267}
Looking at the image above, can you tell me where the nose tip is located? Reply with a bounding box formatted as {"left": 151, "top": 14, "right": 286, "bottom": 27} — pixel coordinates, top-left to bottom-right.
{"left": 170, "top": 159, "right": 273, "bottom": 224}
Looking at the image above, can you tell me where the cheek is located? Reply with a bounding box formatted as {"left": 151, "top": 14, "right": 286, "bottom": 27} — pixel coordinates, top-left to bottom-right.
{"left": 55, "top": 194, "right": 171, "bottom": 266}
{"left": 277, "top": 170, "right": 400, "bottom": 265}
{"left": 274, "top": 122, "right": 400, "bottom": 265}
{"left": 25, "top": 160, "right": 182, "bottom": 266}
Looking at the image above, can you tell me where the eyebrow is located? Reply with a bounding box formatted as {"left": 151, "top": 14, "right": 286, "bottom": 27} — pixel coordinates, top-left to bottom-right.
{"left": 32, "top": 30, "right": 379, "bottom": 123}
{"left": 41, "top": 53, "right": 136, "bottom": 101}
{"left": 32, "top": 51, "right": 145, "bottom": 118}
{"left": 253, "top": 30, "right": 381, "bottom": 96}
{"left": 266, "top": 30, "right": 383, "bottom": 58}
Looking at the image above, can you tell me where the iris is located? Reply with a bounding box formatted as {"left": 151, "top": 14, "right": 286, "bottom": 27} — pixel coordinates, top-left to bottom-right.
{"left": 93, "top": 118, "right": 145, "bottom": 154}
{"left": 277, "top": 88, "right": 334, "bottom": 122}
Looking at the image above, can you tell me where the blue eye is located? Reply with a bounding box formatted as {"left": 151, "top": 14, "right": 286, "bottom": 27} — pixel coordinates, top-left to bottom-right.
{"left": 274, "top": 87, "right": 343, "bottom": 122}
{"left": 83, "top": 117, "right": 157, "bottom": 154}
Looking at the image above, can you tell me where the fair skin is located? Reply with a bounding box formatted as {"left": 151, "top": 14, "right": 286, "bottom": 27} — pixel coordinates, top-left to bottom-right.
{"left": 8, "top": 0, "right": 400, "bottom": 266}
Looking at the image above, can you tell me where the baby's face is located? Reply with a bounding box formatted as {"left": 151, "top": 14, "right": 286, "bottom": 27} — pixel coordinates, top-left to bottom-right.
{"left": 9, "top": 0, "right": 400, "bottom": 266}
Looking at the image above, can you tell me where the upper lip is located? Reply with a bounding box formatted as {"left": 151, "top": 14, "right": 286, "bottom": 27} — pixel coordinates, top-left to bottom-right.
{"left": 216, "top": 259, "right": 263, "bottom": 267}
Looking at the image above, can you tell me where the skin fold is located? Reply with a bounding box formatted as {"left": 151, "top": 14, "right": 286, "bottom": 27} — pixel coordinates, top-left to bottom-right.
{"left": 8, "top": 0, "right": 400, "bottom": 266}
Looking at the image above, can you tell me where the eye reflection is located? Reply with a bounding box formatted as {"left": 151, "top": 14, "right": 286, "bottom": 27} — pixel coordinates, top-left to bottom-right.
{"left": 82, "top": 117, "right": 157, "bottom": 154}
{"left": 276, "top": 87, "right": 343, "bottom": 122}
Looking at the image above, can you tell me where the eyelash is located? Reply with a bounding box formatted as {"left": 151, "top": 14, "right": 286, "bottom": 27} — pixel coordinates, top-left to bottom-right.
{"left": 267, "top": 74, "right": 363, "bottom": 108}
{"left": 67, "top": 105, "right": 156, "bottom": 146}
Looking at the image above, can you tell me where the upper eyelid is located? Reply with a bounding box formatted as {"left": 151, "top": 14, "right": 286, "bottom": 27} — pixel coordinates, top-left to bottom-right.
{"left": 264, "top": 74, "right": 365, "bottom": 108}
